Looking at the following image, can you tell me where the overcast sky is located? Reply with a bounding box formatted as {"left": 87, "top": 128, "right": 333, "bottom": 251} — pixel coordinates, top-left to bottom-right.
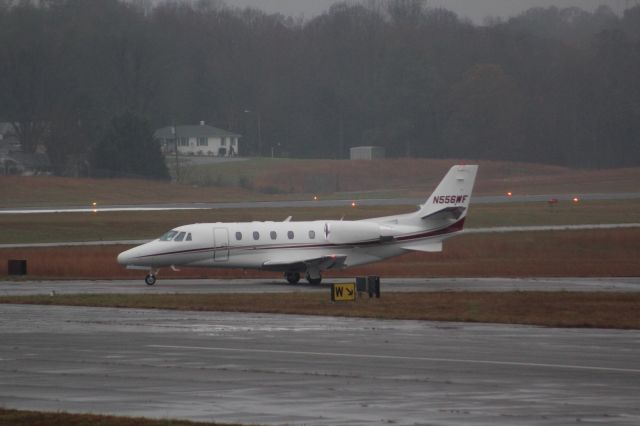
{"left": 225, "top": 0, "right": 631, "bottom": 23}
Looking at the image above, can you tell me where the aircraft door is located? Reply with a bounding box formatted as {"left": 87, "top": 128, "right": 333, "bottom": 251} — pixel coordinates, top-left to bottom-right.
{"left": 213, "top": 227, "right": 229, "bottom": 261}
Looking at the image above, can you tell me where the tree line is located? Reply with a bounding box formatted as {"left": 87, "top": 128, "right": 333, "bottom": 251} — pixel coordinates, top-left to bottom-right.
{"left": 1, "top": 0, "right": 639, "bottom": 178}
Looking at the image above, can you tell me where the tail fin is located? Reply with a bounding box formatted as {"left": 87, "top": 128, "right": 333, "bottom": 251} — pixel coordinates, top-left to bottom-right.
{"left": 417, "top": 165, "right": 478, "bottom": 222}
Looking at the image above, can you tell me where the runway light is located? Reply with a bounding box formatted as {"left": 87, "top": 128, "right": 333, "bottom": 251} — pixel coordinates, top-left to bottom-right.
{"left": 572, "top": 197, "right": 580, "bottom": 204}
{"left": 91, "top": 201, "right": 98, "bottom": 213}
{"left": 313, "top": 195, "right": 318, "bottom": 201}
{"left": 351, "top": 201, "right": 357, "bottom": 207}
{"left": 506, "top": 191, "right": 513, "bottom": 197}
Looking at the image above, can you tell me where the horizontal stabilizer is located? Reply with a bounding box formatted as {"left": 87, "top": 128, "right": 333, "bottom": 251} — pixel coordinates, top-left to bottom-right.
{"left": 421, "top": 206, "right": 466, "bottom": 221}
{"left": 401, "top": 241, "right": 443, "bottom": 253}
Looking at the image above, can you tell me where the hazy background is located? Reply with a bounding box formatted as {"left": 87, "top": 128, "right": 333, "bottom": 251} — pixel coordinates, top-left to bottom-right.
{"left": 2, "top": 0, "right": 639, "bottom": 178}
{"left": 227, "top": 0, "right": 632, "bottom": 22}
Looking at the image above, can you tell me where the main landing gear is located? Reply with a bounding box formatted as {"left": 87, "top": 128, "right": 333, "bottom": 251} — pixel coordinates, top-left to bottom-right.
{"left": 285, "top": 271, "right": 300, "bottom": 284}
{"left": 306, "top": 274, "right": 322, "bottom": 285}
{"left": 284, "top": 271, "right": 323, "bottom": 285}
{"left": 305, "top": 268, "right": 322, "bottom": 285}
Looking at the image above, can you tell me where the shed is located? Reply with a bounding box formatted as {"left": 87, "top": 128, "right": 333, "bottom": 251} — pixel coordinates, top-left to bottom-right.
{"left": 350, "top": 146, "right": 386, "bottom": 160}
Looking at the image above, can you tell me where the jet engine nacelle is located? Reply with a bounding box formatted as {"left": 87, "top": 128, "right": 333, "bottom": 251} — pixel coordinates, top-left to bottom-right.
{"left": 325, "top": 221, "right": 384, "bottom": 244}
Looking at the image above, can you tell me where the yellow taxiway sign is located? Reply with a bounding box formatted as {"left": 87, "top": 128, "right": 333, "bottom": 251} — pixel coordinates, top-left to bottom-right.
{"left": 331, "top": 282, "right": 356, "bottom": 302}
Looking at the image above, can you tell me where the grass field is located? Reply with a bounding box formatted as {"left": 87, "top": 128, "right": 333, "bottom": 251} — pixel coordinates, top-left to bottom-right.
{"left": 2, "top": 199, "right": 639, "bottom": 244}
{"left": 2, "top": 229, "right": 639, "bottom": 279}
{"left": 184, "top": 158, "right": 640, "bottom": 196}
{"left": 2, "top": 291, "right": 639, "bottom": 329}
{"left": 0, "top": 408, "right": 236, "bottom": 426}
{"left": 2, "top": 158, "right": 639, "bottom": 207}
{"left": 1, "top": 193, "right": 638, "bottom": 279}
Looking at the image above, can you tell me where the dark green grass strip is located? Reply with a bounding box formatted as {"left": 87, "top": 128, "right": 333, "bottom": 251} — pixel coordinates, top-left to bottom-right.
{"left": 0, "top": 408, "right": 242, "bottom": 426}
{"left": 1, "top": 292, "right": 639, "bottom": 329}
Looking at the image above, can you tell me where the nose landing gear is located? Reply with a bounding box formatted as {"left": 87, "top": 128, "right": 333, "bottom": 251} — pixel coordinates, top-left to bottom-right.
{"left": 144, "top": 269, "right": 160, "bottom": 286}
{"left": 145, "top": 274, "right": 157, "bottom": 286}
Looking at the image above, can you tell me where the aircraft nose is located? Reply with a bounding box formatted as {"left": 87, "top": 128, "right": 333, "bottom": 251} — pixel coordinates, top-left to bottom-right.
{"left": 117, "top": 248, "right": 133, "bottom": 265}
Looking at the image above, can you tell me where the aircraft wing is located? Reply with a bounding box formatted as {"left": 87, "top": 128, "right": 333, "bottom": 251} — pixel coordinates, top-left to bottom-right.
{"left": 262, "top": 254, "right": 347, "bottom": 272}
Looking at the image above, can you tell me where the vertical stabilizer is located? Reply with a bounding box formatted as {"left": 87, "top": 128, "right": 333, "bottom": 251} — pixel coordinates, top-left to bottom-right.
{"left": 417, "top": 165, "right": 478, "bottom": 220}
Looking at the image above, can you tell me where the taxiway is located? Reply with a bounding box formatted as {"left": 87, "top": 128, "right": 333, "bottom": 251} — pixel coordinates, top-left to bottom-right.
{"left": 1, "top": 303, "right": 639, "bottom": 425}
{"left": 1, "top": 277, "right": 640, "bottom": 296}
{"left": 1, "top": 192, "right": 639, "bottom": 214}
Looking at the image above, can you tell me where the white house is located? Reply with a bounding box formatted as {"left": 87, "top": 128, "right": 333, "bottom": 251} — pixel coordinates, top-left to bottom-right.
{"left": 155, "top": 122, "right": 241, "bottom": 157}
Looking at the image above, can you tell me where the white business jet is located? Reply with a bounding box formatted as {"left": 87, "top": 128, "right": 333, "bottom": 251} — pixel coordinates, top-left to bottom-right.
{"left": 117, "top": 164, "right": 478, "bottom": 285}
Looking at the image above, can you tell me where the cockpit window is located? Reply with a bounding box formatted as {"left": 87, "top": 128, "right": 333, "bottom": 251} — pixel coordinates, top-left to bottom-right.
{"left": 159, "top": 230, "right": 178, "bottom": 241}
{"left": 174, "top": 232, "right": 186, "bottom": 242}
{"left": 186, "top": 233, "right": 192, "bottom": 241}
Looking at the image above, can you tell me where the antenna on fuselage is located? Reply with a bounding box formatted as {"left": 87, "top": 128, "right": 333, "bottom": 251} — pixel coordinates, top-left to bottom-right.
{"left": 284, "top": 216, "right": 292, "bottom": 222}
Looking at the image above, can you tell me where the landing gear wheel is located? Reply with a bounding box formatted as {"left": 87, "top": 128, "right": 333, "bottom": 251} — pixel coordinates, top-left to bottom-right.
{"left": 145, "top": 274, "right": 157, "bottom": 286}
{"left": 285, "top": 272, "right": 301, "bottom": 284}
{"left": 306, "top": 274, "right": 322, "bottom": 285}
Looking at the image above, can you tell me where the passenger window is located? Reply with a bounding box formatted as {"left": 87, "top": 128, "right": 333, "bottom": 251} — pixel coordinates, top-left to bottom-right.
{"left": 309, "top": 230, "right": 316, "bottom": 239}
{"left": 235, "top": 232, "right": 242, "bottom": 240}
{"left": 186, "top": 233, "right": 192, "bottom": 241}
{"left": 174, "top": 232, "right": 186, "bottom": 242}
{"left": 270, "top": 231, "right": 277, "bottom": 240}
{"left": 160, "top": 230, "right": 178, "bottom": 241}
{"left": 287, "top": 231, "right": 294, "bottom": 240}
{"left": 253, "top": 231, "right": 260, "bottom": 240}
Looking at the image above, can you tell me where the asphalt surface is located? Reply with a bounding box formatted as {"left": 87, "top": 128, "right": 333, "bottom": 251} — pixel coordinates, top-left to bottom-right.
{"left": 1, "top": 277, "right": 640, "bottom": 296}
{"left": 1, "top": 304, "right": 639, "bottom": 425}
{"left": 1, "top": 192, "right": 639, "bottom": 214}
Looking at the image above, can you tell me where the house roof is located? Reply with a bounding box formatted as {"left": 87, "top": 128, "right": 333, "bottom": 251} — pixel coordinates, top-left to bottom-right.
{"left": 154, "top": 124, "right": 241, "bottom": 139}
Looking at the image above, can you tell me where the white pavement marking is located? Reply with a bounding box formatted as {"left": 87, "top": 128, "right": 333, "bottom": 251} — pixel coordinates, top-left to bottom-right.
{"left": 464, "top": 223, "right": 640, "bottom": 234}
{"left": 0, "top": 207, "right": 207, "bottom": 214}
{"left": 2, "top": 223, "right": 639, "bottom": 248}
{"left": 0, "top": 240, "right": 150, "bottom": 248}
{"left": 149, "top": 344, "right": 640, "bottom": 374}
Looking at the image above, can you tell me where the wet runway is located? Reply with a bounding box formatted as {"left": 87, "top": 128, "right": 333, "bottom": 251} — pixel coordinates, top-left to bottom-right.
{"left": 1, "top": 304, "right": 639, "bottom": 425}
{"left": 1, "top": 276, "right": 640, "bottom": 296}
